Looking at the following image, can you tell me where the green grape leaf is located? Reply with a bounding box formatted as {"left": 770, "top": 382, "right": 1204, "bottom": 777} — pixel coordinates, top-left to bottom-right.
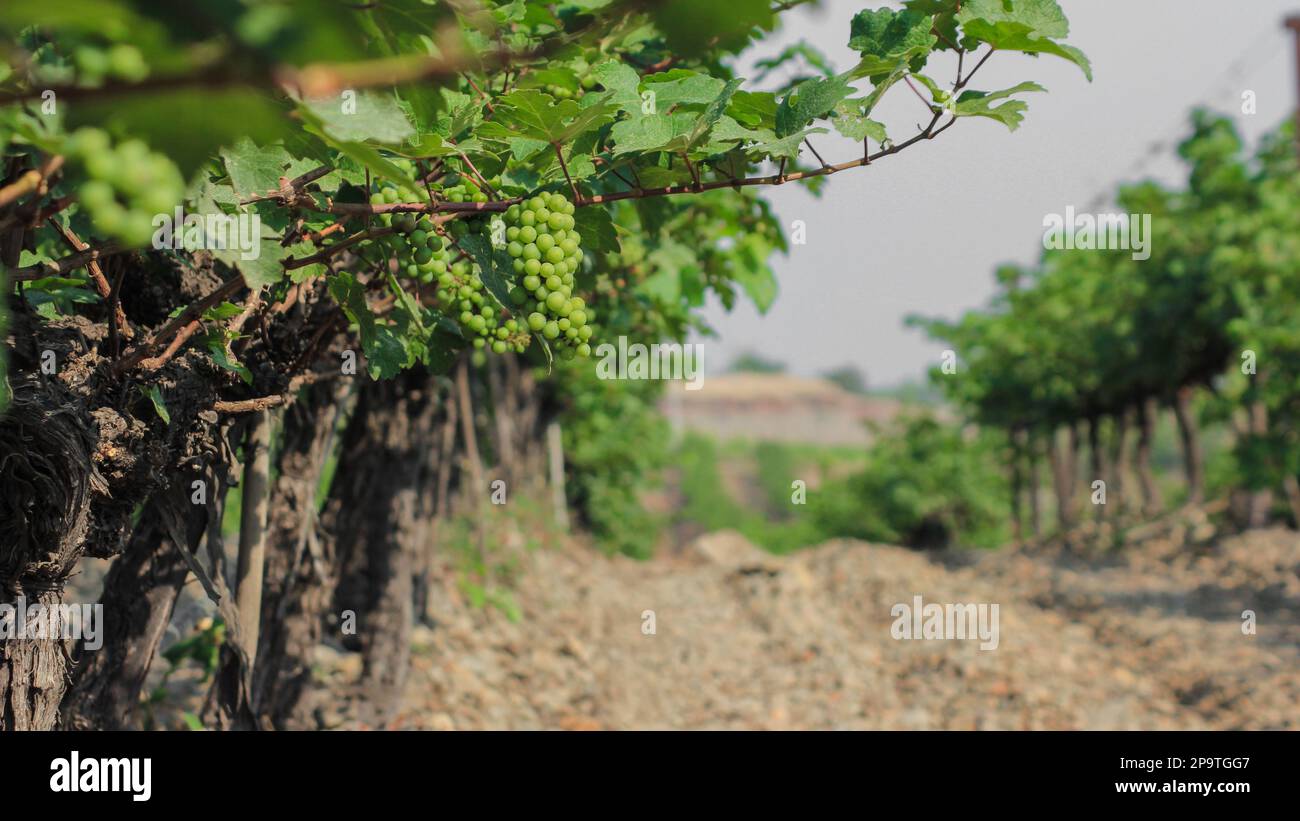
{"left": 186, "top": 182, "right": 289, "bottom": 289}
{"left": 635, "top": 165, "right": 693, "bottom": 188}
{"left": 202, "top": 302, "right": 244, "bottom": 322}
{"left": 457, "top": 233, "right": 516, "bottom": 310}
{"left": 142, "top": 385, "right": 170, "bottom": 425}
{"left": 775, "top": 74, "right": 854, "bottom": 137}
{"left": 608, "top": 112, "right": 699, "bottom": 156}
{"left": 727, "top": 90, "right": 779, "bottom": 130}
{"left": 220, "top": 138, "right": 323, "bottom": 201}
{"left": 440, "top": 88, "right": 483, "bottom": 138}
{"left": 555, "top": 93, "right": 620, "bottom": 143}
{"left": 397, "top": 133, "right": 457, "bottom": 159}
{"left": 205, "top": 336, "right": 254, "bottom": 385}
{"left": 832, "top": 99, "right": 889, "bottom": 143}
{"left": 572, "top": 204, "right": 618, "bottom": 255}
{"left": 687, "top": 78, "right": 744, "bottom": 148}
{"left": 746, "top": 127, "right": 828, "bottom": 161}
{"left": 423, "top": 328, "right": 461, "bottom": 375}
{"left": 956, "top": 0, "right": 1092, "bottom": 80}
{"left": 303, "top": 91, "right": 414, "bottom": 144}
{"left": 592, "top": 61, "right": 643, "bottom": 115}
{"left": 328, "top": 271, "right": 409, "bottom": 379}
{"left": 517, "top": 67, "right": 580, "bottom": 94}
{"left": 953, "top": 82, "right": 1046, "bottom": 131}
{"left": 495, "top": 89, "right": 617, "bottom": 143}
{"left": 295, "top": 105, "right": 422, "bottom": 192}
{"left": 733, "top": 261, "right": 777, "bottom": 314}
{"left": 904, "top": 0, "right": 962, "bottom": 50}
{"left": 705, "top": 116, "right": 775, "bottom": 148}
{"left": 639, "top": 240, "right": 698, "bottom": 304}
{"left": 847, "top": 8, "right": 936, "bottom": 79}
{"left": 643, "top": 70, "right": 727, "bottom": 110}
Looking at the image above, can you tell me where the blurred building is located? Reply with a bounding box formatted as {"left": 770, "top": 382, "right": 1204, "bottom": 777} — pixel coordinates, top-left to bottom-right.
{"left": 660, "top": 373, "right": 904, "bottom": 446}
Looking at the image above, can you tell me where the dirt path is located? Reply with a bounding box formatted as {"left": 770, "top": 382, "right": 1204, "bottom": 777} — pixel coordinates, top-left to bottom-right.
{"left": 316, "top": 526, "right": 1299, "bottom": 730}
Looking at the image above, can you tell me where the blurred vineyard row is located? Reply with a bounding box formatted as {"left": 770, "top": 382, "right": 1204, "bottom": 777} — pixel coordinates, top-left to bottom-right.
{"left": 601, "top": 113, "right": 1300, "bottom": 555}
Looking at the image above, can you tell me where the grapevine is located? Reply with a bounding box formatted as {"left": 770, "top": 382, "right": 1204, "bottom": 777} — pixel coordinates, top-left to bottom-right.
{"left": 0, "top": 0, "right": 1094, "bottom": 733}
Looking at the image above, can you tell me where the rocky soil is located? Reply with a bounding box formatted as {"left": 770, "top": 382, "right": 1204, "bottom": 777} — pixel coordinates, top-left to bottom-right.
{"left": 306, "top": 520, "right": 1299, "bottom": 730}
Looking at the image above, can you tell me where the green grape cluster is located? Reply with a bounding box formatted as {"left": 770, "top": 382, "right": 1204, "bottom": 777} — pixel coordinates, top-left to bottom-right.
{"left": 71, "top": 42, "right": 149, "bottom": 84}
{"left": 364, "top": 172, "right": 593, "bottom": 358}
{"left": 67, "top": 127, "right": 185, "bottom": 247}
{"left": 441, "top": 177, "right": 493, "bottom": 240}
{"left": 441, "top": 178, "right": 490, "bottom": 205}
{"left": 433, "top": 257, "right": 530, "bottom": 354}
{"left": 544, "top": 60, "right": 599, "bottom": 100}
{"left": 368, "top": 177, "right": 421, "bottom": 227}
{"left": 369, "top": 176, "right": 528, "bottom": 355}
{"left": 503, "top": 192, "right": 595, "bottom": 359}
{"left": 373, "top": 196, "right": 445, "bottom": 285}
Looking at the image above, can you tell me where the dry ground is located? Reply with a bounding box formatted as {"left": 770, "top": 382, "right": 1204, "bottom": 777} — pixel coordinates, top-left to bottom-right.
{"left": 305, "top": 521, "right": 1299, "bottom": 730}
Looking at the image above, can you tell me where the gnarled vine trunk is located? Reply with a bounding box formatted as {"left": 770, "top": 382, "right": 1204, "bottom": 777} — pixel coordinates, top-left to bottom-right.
{"left": 252, "top": 383, "right": 355, "bottom": 729}
{"left": 326, "top": 370, "right": 446, "bottom": 728}
{"left": 0, "top": 376, "right": 98, "bottom": 730}
{"left": 2, "top": 274, "right": 227, "bottom": 730}
{"left": 1172, "top": 386, "right": 1204, "bottom": 505}
{"left": 1048, "top": 423, "right": 1081, "bottom": 532}
{"left": 61, "top": 480, "right": 209, "bottom": 730}
{"left": 1135, "top": 397, "right": 1162, "bottom": 516}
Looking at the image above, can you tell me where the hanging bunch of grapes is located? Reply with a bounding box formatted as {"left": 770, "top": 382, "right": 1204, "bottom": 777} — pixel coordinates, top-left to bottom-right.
{"left": 65, "top": 127, "right": 185, "bottom": 246}
{"left": 362, "top": 165, "right": 596, "bottom": 360}
{"left": 543, "top": 54, "right": 600, "bottom": 100}
{"left": 442, "top": 176, "right": 493, "bottom": 243}
{"left": 503, "top": 192, "right": 594, "bottom": 360}
{"left": 364, "top": 177, "right": 491, "bottom": 351}
{"left": 437, "top": 255, "right": 531, "bottom": 354}
{"left": 370, "top": 178, "right": 442, "bottom": 284}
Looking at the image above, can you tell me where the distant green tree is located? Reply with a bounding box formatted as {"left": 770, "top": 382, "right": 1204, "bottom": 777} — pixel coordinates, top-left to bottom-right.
{"left": 811, "top": 415, "right": 1010, "bottom": 549}
{"left": 822, "top": 365, "right": 868, "bottom": 394}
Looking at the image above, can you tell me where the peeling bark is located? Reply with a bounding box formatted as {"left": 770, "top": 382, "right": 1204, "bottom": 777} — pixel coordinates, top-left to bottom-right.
{"left": 61, "top": 480, "right": 209, "bottom": 730}
{"left": 252, "top": 383, "right": 354, "bottom": 729}
{"left": 0, "top": 376, "right": 98, "bottom": 730}
{"left": 326, "top": 371, "right": 443, "bottom": 728}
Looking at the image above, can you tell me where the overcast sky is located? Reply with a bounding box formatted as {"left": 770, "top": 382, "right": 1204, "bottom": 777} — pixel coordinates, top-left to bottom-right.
{"left": 696, "top": 0, "right": 1298, "bottom": 388}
